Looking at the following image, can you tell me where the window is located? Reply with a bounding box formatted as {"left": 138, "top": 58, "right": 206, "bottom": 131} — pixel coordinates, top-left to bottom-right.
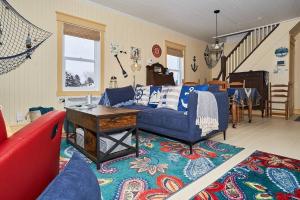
{"left": 63, "top": 34, "right": 99, "bottom": 91}
{"left": 165, "top": 41, "right": 185, "bottom": 85}
{"left": 56, "top": 12, "right": 106, "bottom": 96}
{"left": 167, "top": 55, "right": 184, "bottom": 85}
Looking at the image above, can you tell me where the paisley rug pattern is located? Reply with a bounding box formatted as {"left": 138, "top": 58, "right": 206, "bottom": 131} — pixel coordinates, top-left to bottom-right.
{"left": 192, "top": 151, "right": 300, "bottom": 200}
{"left": 59, "top": 133, "right": 243, "bottom": 200}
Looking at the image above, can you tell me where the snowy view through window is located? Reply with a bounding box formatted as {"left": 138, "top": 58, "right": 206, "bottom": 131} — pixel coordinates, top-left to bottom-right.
{"left": 63, "top": 35, "right": 100, "bottom": 91}
{"left": 167, "top": 55, "right": 184, "bottom": 85}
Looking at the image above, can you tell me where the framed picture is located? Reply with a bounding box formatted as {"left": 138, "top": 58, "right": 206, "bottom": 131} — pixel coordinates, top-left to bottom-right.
{"left": 130, "top": 47, "right": 141, "bottom": 60}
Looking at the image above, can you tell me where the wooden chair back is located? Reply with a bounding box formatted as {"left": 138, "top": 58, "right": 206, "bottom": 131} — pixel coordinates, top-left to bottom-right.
{"left": 269, "top": 82, "right": 290, "bottom": 119}
{"left": 183, "top": 82, "right": 198, "bottom": 86}
{"left": 207, "top": 80, "right": 228, "bottom": 92}
{"left": 229, "top": 80, "right": 245, "bottom": 88}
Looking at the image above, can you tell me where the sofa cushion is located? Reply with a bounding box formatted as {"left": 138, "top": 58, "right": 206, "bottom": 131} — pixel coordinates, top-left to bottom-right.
{"left": 134, "top": 86, "right": 150, "bottom": 106}
{"left": 106, "top": 86, "right": 135, "bottom": 106}
{"left": 138, "top": 108, "right": 188, "bottom": 132}
{"left": 148, "top": 86, "right": 162, "bottom": 108}
{"left": 38, "top": 153, "right": 100, "bottom": 200}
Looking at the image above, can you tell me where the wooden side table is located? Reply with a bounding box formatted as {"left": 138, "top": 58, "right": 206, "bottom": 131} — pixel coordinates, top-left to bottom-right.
{"left": 65, "top": 106, "right": 140, "bottom": 169}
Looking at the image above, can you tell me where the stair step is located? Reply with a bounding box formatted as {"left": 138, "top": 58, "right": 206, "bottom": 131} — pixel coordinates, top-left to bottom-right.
{"left": 270, "top": 112, "right": 286, "bottom": 116}
{"left": 271, "top": 84, "right": 289, "bottom": 87}
{"left": 271, "top": 89, "right": 288, "bottom": 92}
{"left": 269, "top": 101, "right": 287, "bottom": 103}
{"left": 270, "top": 108, "right": 286, "bottom": 111}
{"left": 271, "top": 94, "right": 288, "bottom": 98}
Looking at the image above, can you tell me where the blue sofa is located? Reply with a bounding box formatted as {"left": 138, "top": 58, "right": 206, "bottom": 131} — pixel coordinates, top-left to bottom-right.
{"left": 101, "top": 86, "right": 229, "bottom": 153}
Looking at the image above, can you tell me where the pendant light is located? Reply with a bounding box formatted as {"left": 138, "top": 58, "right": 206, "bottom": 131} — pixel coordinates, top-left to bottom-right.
{"left": 204, "top": 9, "right": 224, "bottom": 69}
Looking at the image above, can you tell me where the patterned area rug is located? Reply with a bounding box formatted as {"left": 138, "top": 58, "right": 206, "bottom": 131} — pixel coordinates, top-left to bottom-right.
{"left": 60, "top": 133, "right": 243, "bottom": 200}
{"left": 192, "top": 151, "right": 300, "bottom": 199}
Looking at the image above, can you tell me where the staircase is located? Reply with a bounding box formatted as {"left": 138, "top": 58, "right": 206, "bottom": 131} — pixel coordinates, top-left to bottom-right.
{"left": 216, "top": 23, "right": 280, "bottom": 80}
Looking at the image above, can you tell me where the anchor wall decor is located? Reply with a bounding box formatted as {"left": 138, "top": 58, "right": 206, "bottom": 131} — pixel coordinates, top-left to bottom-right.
{"left": 191, "top": 56, "right": 199, "bottom": 72}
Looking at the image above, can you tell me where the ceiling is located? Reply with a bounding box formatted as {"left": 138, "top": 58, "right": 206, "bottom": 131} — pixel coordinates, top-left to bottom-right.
{"left": 90, "top": 0, "right": 300, "bottom": 42}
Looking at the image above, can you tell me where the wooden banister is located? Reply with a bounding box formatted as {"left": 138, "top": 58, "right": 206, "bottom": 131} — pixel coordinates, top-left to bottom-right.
{"left": 228, "top": 24, "right": 279, "bottom": 77}
{"left": 226, "top": 31, "right": 252, "bottom": 59}
{"left": 215, "top": 23, "right": 279, "bottom": 81}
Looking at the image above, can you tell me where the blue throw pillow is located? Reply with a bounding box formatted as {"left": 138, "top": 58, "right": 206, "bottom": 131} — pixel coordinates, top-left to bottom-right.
{"left": 178, "top": 84, "right": 209, "bottom": 112}
{"left": 112, "top": 100, "right": 135, "bottom": 108}
{"left": 196, "top": 84, "right": 209, "bottom": 91}
{"left": 38, "top": 153, "right": 101, "bottom": 200}
{"left": 208, "top": 84, "right": 220, "bottom": 92}
{"left": 105, "top": 86, "right": 135, "bottom": 106}
{"left": 98, "top": 93, "right": 110, "bottom": 106}
{"left": 148, "top": 86, "right": 162, "bottom": 108}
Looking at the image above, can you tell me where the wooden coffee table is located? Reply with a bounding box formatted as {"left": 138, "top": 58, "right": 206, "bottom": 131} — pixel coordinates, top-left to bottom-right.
{"left": 65, "top": 105, "right": 140, "bottom": 169}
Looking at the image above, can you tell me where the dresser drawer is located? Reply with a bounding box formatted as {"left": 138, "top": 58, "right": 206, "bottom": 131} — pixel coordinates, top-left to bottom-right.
{"left": 99, "top": 114, "right": 136, "bottom": 131}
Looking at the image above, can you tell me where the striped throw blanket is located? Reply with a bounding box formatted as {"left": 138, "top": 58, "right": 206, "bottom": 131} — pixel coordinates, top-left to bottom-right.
{"left": 195, "top": 91, "right": 219, "bottom": 137}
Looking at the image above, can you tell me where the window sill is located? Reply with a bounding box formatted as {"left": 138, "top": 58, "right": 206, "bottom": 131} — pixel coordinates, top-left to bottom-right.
{"left": 56, "top": 90, "right": 102, "bottom": 97}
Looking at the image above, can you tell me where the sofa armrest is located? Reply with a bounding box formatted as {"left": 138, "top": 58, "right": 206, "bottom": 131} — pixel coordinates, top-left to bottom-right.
{"left": 211, "top": 92, "right": 229, "bottom": 131}
{"left": 187, "top": 91, "right": 229, "bottom": 139}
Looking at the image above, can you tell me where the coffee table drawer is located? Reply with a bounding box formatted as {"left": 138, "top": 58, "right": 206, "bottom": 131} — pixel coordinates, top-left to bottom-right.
{"left": 100, "top": 115, "right": 136, "bottom": 131}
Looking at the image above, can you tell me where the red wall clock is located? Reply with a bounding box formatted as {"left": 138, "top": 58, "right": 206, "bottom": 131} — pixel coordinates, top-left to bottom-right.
{"left": 152, "top": 44, "right": 162, "bottom": 58}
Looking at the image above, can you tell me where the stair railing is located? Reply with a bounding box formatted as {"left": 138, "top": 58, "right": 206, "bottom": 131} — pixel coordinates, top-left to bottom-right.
{"left": 217, "top": 23, "right": 279, "bottom": 81}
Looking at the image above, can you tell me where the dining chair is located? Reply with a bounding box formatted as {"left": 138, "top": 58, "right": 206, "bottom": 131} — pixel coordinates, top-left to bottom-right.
{"left": 228, "top": 80, "right": 246, "bottom": 122}
{"left": 183, "top": 81, "right": 198, "bottom": 86}
{"left": 268, "top": 82, "right": 290, "bottom": 120}
{"left": 207, "top": 80, "right": 228, "bottom": 91}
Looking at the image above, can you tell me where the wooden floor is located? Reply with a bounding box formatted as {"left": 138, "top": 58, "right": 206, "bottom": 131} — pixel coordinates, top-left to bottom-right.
{"left": 169, "top": 116, "right": 300, "bottom": 200}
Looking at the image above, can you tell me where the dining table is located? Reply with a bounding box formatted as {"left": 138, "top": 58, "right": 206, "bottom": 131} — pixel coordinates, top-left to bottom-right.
{"left": 227, "top": 88, "right": 261, "bottom": 128}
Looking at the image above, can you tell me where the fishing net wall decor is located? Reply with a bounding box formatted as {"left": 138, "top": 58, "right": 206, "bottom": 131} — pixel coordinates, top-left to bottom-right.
{"left": 0, "top": 0, "right": 51, "bottom": 75}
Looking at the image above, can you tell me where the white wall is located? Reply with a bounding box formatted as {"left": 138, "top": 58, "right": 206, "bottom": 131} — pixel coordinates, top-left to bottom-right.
{"left": 0, "top": 0, "right": 211, "bottom": 124}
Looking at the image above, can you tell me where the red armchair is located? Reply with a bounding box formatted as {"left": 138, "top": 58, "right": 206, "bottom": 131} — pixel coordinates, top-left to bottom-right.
{"left": 0, "top": 110, "right": 66, "bottom": 200}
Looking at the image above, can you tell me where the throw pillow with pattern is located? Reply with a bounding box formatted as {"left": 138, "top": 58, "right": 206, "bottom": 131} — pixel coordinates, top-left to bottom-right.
{"left": 148, "top": 86, "right": 162, "bottom": 108}
{"left": 157, "top": 86, "right": 182, "bottom": 110}
{"left": 178, "top": 84, "right": 209, "bottom": 112}
{"left": 134, "top": 86, "right": 150, "bottom": 106}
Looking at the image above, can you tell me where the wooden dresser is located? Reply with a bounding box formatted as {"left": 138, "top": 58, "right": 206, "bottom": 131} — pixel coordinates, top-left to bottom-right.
{"left": 146, "top": 63, "right": 175, "bottom": 86}
{"left": 229, "top": 70, "right": 269, "bottom": 117}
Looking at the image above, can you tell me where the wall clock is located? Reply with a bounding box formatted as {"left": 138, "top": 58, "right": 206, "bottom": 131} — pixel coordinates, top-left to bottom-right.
{"left": 152, "top": 44, "right": 162, "bottom": 58}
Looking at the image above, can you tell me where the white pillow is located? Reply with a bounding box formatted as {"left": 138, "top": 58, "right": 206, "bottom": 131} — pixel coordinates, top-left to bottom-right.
{"left": 157, "top": 86, "right": 182, "bottom": 110}
{"left": 134, "top": 86, "right": 150, "bottom": 106}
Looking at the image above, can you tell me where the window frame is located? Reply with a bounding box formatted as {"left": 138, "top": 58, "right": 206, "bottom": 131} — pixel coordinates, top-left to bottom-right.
{"left": 165, "top": 40, "right": 186, "bottom": 85}
{"left": 56, "top": 12, "right": 106, "bottom": 96}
